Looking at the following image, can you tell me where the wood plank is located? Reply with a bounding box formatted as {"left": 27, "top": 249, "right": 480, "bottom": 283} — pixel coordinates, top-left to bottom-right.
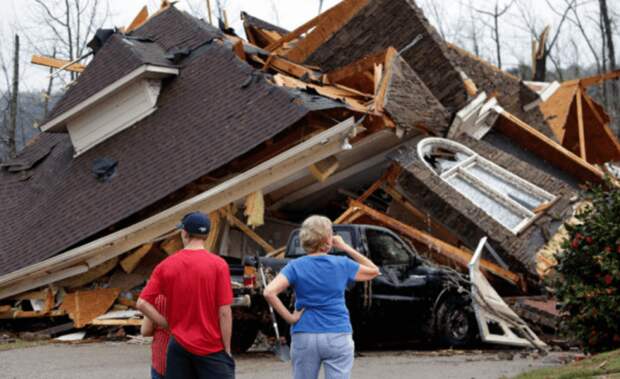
{"left": 89, "top": 319, "right": 142, "bottom": 326}
{"left": 308, "top": 156, "right": 339, "bottom": 182}
{"left": 223, "top": 210, "right": 275, "bottom": 253}
{"left": 161, "top": 234, "right": 183, "bottom": 255}
{"left": 206, "top": 211, "right": 222, "bottom": 251}
{"left": 31, "top": 55, "right": 85, "bottom": 73}
{"left": 120, "top": 243, "right": 153, "bottom": 274}
{"left": 349, "top": 200, "right": 522, "bottom": 286}
{"left": 125, "top": 5, "right": 149, "bottom": 33}
{"left": 576, "top": 88, "right": 587, "bottom": 160}
{"left": 581, "top": 91, "right": 620, "bottom": 155}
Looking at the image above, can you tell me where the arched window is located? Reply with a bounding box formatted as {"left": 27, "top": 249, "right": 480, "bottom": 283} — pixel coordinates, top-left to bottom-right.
{"left": 418, "top": 138, "right": 555, "bottom": 234}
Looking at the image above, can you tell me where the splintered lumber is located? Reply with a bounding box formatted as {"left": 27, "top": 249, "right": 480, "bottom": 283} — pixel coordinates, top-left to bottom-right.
{"left": 348, "top": 200, "right": 522, "bottom": 287}
{"left": 575, "top": 89, "right": 587, "bottom": 160}
{"left": 61, "top": 288, "right": 121, "bottom": 328}
{"left": 223, "top": 209, "right": 275, "bottom": 253}
{"left": 31, "top": 55, "right": 85, "bottom": 73}
{"left": 57, "top": 257, "right": 118, "bottom": 289}
{"left": 124, "top": 5, "right": 149, "bottom": 33}
{"left": 161, "top": 234, "right": 184, "bottom": 255}
{"left": 275, "top": 0, "right": 369, "bottom": 63}
{"left": 0, "top": 309, "right": 66, "bottom": 319}
{"left": 109, "top": 270, "right": 146, "bottom": 291}
{"left": 243, "top": 191, "right": 265, "bottom": 228}
{"left": 266, "top": 246, "right": 286, "bottom": 258}
{"left": 308, "top": 156, "right": 340, "bottom": 183}
{"left": 120, "top": 243, "right": 153, "bottom": 273}
{"left": 0, "top": 305, "right": 11, "bottom": 314}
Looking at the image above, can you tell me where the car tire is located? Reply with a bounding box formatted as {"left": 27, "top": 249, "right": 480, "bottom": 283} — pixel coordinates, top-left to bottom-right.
{"left": 232, "top": 320, "right": 259, "bottom": 353}
{"left": 436, "top": 295, "right": 477, "bottom": 347}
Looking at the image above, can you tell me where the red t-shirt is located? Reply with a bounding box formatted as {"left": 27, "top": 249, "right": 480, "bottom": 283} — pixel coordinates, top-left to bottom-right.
{"left": 140, "top": 249, "right": 233, "bottom": 356}
{"left": 152, "top": 295, "right": 170, "bottom": 376}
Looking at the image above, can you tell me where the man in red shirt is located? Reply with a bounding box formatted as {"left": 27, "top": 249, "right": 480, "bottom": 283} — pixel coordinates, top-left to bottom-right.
{"left": 137, "top": 212, "right": 235, "bottom": 379}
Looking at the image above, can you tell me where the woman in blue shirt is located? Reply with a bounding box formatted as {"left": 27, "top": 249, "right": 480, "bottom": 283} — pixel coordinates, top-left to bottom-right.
{"left": 264, "top": 215, "right": 380, "bottom": 379}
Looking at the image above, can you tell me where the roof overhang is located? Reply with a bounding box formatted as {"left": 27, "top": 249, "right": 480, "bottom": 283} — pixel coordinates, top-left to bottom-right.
{"left": 40, "top": 64, "right": 179, "bottom": 133}
{"left": 0, "top": 117, "right": 361, "bottom": 299}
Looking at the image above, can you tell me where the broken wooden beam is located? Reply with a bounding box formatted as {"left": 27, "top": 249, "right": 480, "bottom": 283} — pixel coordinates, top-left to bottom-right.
{"left": 308, "top": 156, "right": 339, "bottom": 183}
{"left": 222, "top": 209, "right": 275, "bottom": 253}
{"left": 31, "top": 55, "right": 85, "bottom": 73}
{"left": 347, "top": 200, "right": 523, "bottom": 287}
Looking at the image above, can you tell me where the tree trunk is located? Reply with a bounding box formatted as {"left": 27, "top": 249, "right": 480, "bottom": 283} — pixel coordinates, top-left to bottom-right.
{"left": 599, "top": 0, "right": 619, "bottom": 133}
{"left": 8, "top": 34, "right": 20, "bottom": 159}
{"left": 44, "top": 48, "right": 57, "bottom": 119}
{"left": 494, "top": 3, "right": 502, "bottom": 69}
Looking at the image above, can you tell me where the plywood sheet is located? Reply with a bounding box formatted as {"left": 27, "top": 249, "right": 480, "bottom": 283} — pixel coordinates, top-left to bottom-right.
{"left": 539, "top": 83, "right": 578, "bottom": 142}
{"left": 61, "top": 288, "right": 120, "bottom": 328}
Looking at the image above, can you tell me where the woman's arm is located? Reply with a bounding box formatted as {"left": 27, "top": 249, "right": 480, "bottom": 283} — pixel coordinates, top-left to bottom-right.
{"left": 332, "top": 235, "right": 380, "bottom": 281}
{"left": 263, "top": 274, "right": 304, "bottom": 325}
{"left": 141, "top": 316, "right": 155, "bottom": 337}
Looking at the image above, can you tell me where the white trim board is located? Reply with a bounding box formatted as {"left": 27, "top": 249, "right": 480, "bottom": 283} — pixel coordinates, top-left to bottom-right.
{"left": 0, "top": 118, "right": 358, "bottom": 299}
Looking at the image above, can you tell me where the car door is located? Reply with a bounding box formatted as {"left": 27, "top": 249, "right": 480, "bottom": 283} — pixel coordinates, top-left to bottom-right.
{"left": 363, "top": 227, "right": 427, "bottom": 337}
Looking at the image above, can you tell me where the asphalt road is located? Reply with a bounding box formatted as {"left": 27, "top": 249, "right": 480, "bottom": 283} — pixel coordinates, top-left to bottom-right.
{"left": 0, "top": 342, "right": 571, "bottom": 379}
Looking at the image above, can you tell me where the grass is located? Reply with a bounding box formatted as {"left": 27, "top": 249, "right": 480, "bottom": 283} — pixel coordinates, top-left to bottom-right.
{"left": 512, "top": 349, "right": 620, "bottom": 379}
{"left": 0, "top": 339, "right": 49, "bottom": 352}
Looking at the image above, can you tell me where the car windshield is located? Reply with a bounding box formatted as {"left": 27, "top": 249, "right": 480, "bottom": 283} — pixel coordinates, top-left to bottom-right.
{"left": 287, "top": 230, "right": 354, "bottom": 257}
{"left": 366, "top": 229, "right": 411, "bottom": 265}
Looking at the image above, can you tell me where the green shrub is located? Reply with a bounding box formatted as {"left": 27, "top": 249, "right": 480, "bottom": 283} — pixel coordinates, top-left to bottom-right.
{"left": 552, "top": 181, "right": 620, "bottom": 353}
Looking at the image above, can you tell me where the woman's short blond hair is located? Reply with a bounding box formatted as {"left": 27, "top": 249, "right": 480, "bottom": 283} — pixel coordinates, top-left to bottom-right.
{"left": 299, "top": 215, "right": 333, "bottom": 254}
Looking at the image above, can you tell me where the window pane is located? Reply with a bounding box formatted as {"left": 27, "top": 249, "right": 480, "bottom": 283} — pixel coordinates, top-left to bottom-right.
{"left": 466, "top": 163, "right": 545, "bottom": 211}
{"left": 446, "top": 175, "right": 525, "bottom": 230}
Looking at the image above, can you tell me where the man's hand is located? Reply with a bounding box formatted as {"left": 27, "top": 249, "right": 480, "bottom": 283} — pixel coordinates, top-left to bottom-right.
{"left": 287, "top": 308, "right": 305, "bottom": 325}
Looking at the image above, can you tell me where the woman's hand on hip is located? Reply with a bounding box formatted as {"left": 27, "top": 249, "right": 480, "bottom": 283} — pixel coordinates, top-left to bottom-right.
{"left": 287, "top": 308, "right": 305, "bottom": 325}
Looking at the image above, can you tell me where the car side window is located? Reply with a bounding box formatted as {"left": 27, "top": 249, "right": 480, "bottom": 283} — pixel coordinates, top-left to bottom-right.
{"left": 366, "top": 229, "right": 411, "bottom": 266}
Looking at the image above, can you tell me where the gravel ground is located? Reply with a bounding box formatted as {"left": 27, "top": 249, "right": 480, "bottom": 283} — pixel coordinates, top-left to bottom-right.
{"left": 0, "top": 342, "right": 573, "bottom": 379}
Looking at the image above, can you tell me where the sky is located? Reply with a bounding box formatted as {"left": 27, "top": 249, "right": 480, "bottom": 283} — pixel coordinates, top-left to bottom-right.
{"left": 0, "top": 0, "right": 614, "bottom": 93}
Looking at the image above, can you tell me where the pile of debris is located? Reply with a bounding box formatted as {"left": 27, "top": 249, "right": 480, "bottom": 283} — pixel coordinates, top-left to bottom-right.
{"left": 2, "top": 0, "right": 620, "bottom": 347}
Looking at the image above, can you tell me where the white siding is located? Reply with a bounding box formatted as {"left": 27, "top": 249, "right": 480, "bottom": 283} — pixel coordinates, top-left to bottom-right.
{"left": 67, "top": 79, "right": 161, "bottom": 156}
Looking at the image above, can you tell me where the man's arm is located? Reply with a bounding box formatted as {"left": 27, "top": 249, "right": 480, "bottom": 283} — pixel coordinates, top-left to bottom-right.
{"left": 219, "top": 305, "right": 233, "bottom": 355}
{"left": 137, "top": 298, "right": 168, "bottom": 329}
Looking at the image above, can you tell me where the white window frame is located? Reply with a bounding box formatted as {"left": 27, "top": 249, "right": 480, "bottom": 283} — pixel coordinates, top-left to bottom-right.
{"left": 418, "top": 138, "right": 556, "bottom": 234}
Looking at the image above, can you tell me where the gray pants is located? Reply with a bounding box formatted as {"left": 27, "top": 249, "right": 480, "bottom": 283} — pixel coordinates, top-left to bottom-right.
{"left": 291, "top": 333, "right": 354, "bottom": 379}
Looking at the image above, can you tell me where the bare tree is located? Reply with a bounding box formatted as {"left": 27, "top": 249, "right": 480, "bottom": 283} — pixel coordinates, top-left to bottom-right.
{"left": 475, "top": 0, "right": 516, "bottom": 69}
{"left": 8, "top": 35, "right": 20, "bottom": 159}
{"left": 29, "top": 0, "right": 109, "bottom": 80}
{"left": 518, "top": 0, "right": 574, "bottom": 81}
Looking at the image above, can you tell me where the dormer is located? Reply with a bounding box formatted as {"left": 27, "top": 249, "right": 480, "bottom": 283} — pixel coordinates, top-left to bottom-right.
{"left": 40, "top": 35, "right": 178, "bottom": 156}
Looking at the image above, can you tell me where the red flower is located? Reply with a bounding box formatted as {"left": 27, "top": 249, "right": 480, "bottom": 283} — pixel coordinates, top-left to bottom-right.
{"left": 604, "top": 275, "right": 613, "bottom": 286}
{"left": 572, "top": 239, "right": 580, "bottom": 249}
{"left": 605, "top": 246, "right": 612, "bottom": 253}
{"left": 576, "top": 233, "right": 583, "bottom": 240}
{"left": 585, "top": 236, "right": 593, "bottom": 245}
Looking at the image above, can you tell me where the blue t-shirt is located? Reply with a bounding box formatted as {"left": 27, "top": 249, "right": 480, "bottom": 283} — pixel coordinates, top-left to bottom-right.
{"left": 281, "top": 255, "right": 360, "bottom": 334}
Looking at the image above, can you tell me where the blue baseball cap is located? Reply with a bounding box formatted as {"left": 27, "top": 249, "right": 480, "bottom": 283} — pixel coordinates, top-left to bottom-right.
{"left": 178, "top": 212, "right": 211, "bottom": 235}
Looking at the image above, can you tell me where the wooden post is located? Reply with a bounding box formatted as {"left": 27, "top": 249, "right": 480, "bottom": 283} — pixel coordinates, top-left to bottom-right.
{"left": 576, "top": 87, "right": 587, "bottom": 160}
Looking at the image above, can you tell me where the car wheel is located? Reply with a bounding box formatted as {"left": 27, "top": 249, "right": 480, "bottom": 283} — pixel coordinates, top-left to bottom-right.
{"left": 436, "top": 295, "right": 477, "bottom": 347}
{"left": 232, "top": 320, "right": 259, "bottom": 353}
